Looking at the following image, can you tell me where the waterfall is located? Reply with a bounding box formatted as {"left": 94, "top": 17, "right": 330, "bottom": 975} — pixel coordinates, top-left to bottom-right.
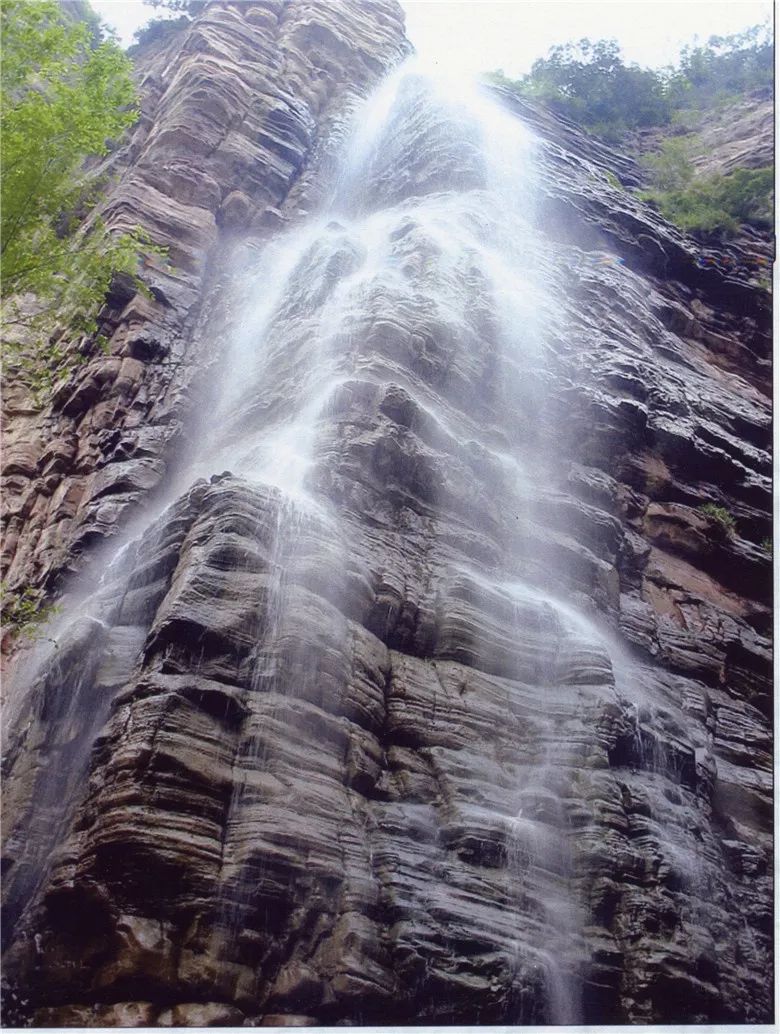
{"left": 204, "top": 62, "right": 593, "bottom": 1020}
{"left": 2, "top": 51, "right": 741, "bottom": 1026}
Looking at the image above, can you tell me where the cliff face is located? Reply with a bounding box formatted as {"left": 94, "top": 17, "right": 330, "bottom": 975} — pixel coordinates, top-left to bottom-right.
{"left": 1, "top": 0, "right": 408, "bottom": 609}
{"left": 627, "top": 88, "right": 774, "bottom": 290}
{"left": 1, "top": 2, "right": 772, "bottom": 1028}
{"left": 631, "top": 89, "right": 773, "bottom": 180}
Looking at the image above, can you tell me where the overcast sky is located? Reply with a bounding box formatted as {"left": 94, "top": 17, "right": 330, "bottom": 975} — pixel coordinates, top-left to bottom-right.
{"left": 92, "top": 0, "right": 772, "bottom": 76}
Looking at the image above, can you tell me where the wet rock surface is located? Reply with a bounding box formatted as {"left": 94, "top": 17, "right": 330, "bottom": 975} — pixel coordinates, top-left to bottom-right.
{"left": 1, "top": 5, "right": 772, "bottom": 1029}
{"left": 1, "top": 0, "right": 408, "bottom": 616}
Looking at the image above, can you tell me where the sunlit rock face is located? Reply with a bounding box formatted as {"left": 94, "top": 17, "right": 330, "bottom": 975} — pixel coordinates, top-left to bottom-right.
{"left": 0, "top": 0, "right": 408, "bottom": 615}
{"left": 1, "top": 4, "right": 772, "bottom": 1029}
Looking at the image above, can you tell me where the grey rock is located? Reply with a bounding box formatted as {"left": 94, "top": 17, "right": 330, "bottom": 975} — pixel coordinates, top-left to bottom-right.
{"left": 0, "top": 2, "right": 771, "bottom": 1029}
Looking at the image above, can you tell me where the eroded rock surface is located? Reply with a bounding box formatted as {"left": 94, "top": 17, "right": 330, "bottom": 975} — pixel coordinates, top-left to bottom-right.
{"left": 631, "top": 90, "right": 773, "bottom": 180}
{"left": 1, "top": 0, "right": 408, "bottom": 619}
{"left": 1, "top": 6, "right": 772, "bottom": 1029}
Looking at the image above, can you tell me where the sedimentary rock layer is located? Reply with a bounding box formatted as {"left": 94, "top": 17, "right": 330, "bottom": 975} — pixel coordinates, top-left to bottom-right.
{"left": 1, "top": 2, "right": 772, "bottom": 1027}
{"left": 1, "top": 0, "right": 408, "bottom": 611}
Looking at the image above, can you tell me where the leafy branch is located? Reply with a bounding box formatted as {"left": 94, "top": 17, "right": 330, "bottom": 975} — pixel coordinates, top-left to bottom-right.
{"left": 0, "top": 0, "right": 164, "bottom": 406}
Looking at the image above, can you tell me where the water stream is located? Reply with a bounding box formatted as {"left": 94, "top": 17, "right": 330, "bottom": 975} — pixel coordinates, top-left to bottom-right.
{"left": 205, "top": 55, "right": 585, "bottom": 1020}
{"left": 3, "top": 55, "right": 720, "bottom": 1022}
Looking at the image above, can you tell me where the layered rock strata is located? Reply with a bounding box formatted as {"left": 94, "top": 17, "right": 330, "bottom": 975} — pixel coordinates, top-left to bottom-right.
{"left": 1, "top": 5, "right": 772, "bottom": 1029}
{"left": 1, "top": 0, "right": 408, "bottom": 620}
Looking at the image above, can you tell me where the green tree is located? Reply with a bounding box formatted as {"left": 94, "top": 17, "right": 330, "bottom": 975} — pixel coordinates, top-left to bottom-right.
{"left": 141, "top": 0, "right": 205, "bottom": 14}
{"left": 667, "top": 23, "right": 773, "bottom": 109}
{"left": 1, "top": 0, "right": 146, "bottom": 403}
{"left": 129, "top": 13, "right": 190, "bottom": 54}
{"left": 489, "top": 23, "right": 772, "bottom": 143}
{"left": 129, "top": 0, "right": 206, "bottom": 50}
{"left": 497, "top": 39, "right": 671, "bottom": 141}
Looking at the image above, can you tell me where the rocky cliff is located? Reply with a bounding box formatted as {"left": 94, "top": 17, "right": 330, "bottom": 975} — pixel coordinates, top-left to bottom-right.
{"left": 1, "top": 1, "right": 772, "bottom": 1027}
{"left": 1, "top": 0, "right": 408, "bottom": 610}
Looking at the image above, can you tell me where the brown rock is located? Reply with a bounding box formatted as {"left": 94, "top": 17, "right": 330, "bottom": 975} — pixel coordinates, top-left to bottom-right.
{"left": 1, "top": 3, "right": 770, "bottom": 1029}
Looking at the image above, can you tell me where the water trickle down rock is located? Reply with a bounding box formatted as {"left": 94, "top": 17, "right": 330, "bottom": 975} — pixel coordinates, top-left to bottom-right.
{"left": 1, "top": 8, "right": 772, "bottom": 1030}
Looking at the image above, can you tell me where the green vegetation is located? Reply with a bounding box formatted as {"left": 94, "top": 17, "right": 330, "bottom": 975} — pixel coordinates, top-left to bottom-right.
{"left": 490, "top": 22, "right": 771, "bottom": 140}
{"left": 640, "top": 139, "right": 773, "bottom": 236}
{"left": 604, "top": 170, "right": 622, "bottom": 190}
{"left": 760, "top": 537, "right": 772, "bottom": 556}
{"left": 60, "top": 0, "right": 103, "bottom": 44}
{"left": 0, "top": 582, "right": 60, "bottom": 644}
{"left": 1, "top": 0, "right": 150, "bottom": 404}
{"left": 142, "top": 0, "right": 206, "bottom": 11}
{"left": 490, "top": 39, "right": 670, "bottom": 142}
{"left": 699, "top": 503, "right": 737, "bottom": 536}
{"left": 128, "top": 14, "right": 190, "bottom": 53}
{"left": 129, "top": 0, "right": 206, "bottom": 53}
{"left": 490, "top": 24, "right": 773, "bottom": 238}
{"left": 666, "top": 24, "right": 773, "bottom": 110}
{"left": 641, "top": 137, "right": 695, "bottom": 192}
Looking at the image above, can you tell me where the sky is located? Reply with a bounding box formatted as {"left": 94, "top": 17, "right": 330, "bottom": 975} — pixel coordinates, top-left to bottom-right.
{"left": 92, "top": 0, "right": 772, "bottom": 75}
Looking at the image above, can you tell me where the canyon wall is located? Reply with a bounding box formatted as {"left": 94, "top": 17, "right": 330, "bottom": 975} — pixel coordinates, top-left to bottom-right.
{"left": 1, "top": 1, "right": 772, "bottom": 1027}
{"left": 2, "top": 0, "right": 408, "bottom": 605}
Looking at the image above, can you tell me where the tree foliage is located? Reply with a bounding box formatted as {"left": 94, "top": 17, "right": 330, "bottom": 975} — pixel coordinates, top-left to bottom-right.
{"left": 60, "top": 0, "right": 103, "bottom": 44}
{"left": 141, "top": 0, "right": 206, "bottom": 15}
{"left": 642, "top": 166, "right": 773, "bottom": 237}
{"left": 497, "top": 38, "right": 671, "bottom": 141}
{"left": 491, "top": 23, "right": 773, "bottom": 142}
{"left": 129, "top": 0, "right": 205, "bottom": 51}
{"left": 667, "top": 23, "right": 773, "bottom": 110}
{"left": 641, "top": 137, "right": 695, "bottom": 193}
{"left": 129, "top": 14, "right": 190, "bottom": 54}
{"left": 490, "top": 23, "right": 774, "bottom": 237}
{"left": 1, "top": 0, "right": 146, "bottom": 403}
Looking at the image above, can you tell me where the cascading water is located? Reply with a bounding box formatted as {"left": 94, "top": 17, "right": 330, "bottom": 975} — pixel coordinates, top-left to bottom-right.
{"left": 2, "top": 49, "right": 757, "bottom": 1027}
{"left": 212, "top": 67, "right": 593, "bottom": 1016}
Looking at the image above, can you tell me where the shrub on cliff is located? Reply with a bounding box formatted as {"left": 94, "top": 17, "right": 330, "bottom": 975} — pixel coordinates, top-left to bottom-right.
{"left": 641, "top": 144, "right": 773, "bottom": 237}
{"left": 711, "top": 167, "right": 774, "bottom": 227}
{"left": 1, "top": 0, "right": 147, "bottom": 403}
{"left": 0, "top": 581, "right": 60, "bottom": 646}
{"left": 641, "top": 138, "right": 696, "bottom": 192}
{"left": 128, "top": 14, "right": 190, "bottom": 55}
{"left": 699, "top": 503, "right": 737, "bottom": 536}
{"left": 142, "top": 0, "right": 206, "bottom": 11}
{"left": 128, "top": 0, "right": 207, "bottom": 55}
